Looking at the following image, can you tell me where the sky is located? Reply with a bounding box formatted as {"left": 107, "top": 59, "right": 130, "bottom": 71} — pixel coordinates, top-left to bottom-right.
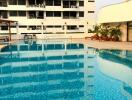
{"left": 96, "top": 0, "right": 122, "bottom": 17}
{"left": 96, "top": 0, "right": 122, "bottom": 11}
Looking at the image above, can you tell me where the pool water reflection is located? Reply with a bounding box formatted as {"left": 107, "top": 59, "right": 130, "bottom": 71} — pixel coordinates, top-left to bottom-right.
{"left": 0, "top": 40, "right": 132, "bottom": 100}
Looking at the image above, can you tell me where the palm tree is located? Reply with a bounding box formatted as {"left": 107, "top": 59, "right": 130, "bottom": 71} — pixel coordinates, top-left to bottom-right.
{"left": 109, "top": 26, "right": 122, "bottom": 41}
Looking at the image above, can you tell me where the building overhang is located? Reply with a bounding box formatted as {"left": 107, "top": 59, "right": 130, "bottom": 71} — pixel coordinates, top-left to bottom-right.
{"left": 98, "top": 0, "right": 132, "bottom": 24}
{"left": 0, "top": 19, "right": 17, "bottom": 23}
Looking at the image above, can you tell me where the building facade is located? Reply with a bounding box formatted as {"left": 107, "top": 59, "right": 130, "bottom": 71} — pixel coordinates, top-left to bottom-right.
{"left": 98, "top": 0, "right": 132, "bottom": 42}
{"left": 0, "top": 0, "right": 95, "bottom": 39}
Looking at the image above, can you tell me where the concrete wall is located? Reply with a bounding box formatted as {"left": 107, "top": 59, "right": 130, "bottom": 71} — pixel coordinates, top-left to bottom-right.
{"left": 98, "top": 0, "right": 132, "bottom": 42}
{"left": 128, "top": 29, "right": 132, "bottom": 41}
{"left": 98, "top": 0, "right": 132, "bottom": 23}
{"left": 120, "top": 22, "right": 128, "bottom": 42}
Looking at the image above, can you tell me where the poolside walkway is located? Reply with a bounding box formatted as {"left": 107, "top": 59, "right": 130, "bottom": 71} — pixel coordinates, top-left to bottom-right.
{"left": 72, "top": 38, "right": 132, "bottom": 50}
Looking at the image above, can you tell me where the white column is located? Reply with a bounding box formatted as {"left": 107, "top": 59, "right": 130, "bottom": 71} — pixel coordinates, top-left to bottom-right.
{"left": 120, "top": 22, "right": 128, "bottom": 42}
{"left": 42, "top": 22, "right": 43, "bottom": 34}
{"left": 26, "top": 0, "right": 29, "bottom": 7}
{"left": 64, "top": 22, "right": 67, "bottom": 38}
{"left": 16, "top": 22, "right": 20, "bottom": 39}
{"left": 61, "top": 0, "right": 63, "bottom": 7}
{"left": 86, "top": 22, "right": 89, "bottom": 34}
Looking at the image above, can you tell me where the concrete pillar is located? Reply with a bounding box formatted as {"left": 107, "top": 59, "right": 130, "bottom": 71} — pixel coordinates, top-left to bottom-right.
{"left": 8, "top": 22, "right": 11, "bottom": 41}
{"left": 41, "top": 22, "right": 43, "bottom": 34}
{"left": 61, "top": 0, "right": 63, "bottom": 7}
{"left": 120, "top": 22, "right": 128, "bottom": 42}
{"left": 16, "top": 22, "right": 20, "bottom": 39}
{"left": 64, "top": 22, "right": 67, "bottom": 37}
{"left": 26, "top": 0, "right": 28, "bottom": 7}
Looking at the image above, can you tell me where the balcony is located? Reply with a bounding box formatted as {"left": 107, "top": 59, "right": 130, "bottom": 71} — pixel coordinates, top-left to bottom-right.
{"left": 63, "top": 1, "right": 78, "bottom": 9}
{"left": 28, "top": 11, "right": 44, "bottom": 19}
{"left": 28, "top": 0, "right": 45, "bottom": 7}
{"left": 0, "top": 0, "right": 7, "bottom": 7}
{"left": 63, "top": 12, "right": 78, "bottom": 19}
{"left": 0, "top": 11, "right": 8, "bottom": 19}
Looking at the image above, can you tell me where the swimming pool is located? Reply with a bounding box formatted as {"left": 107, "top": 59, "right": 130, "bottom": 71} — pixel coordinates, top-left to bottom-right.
{"left": 0, "top": 39, "right": 132, "bottom": 100}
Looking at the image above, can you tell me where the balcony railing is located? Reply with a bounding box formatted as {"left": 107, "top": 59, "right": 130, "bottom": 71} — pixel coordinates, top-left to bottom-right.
{"left": 28, "top": 4, "right": 45, "bottom": 8}
{"left": 0, "top": 15, "right": 8, "bottom": 19}
{"left": 63, "top": 5, "right": 78, "bottom": 8}
{"left": 63, "top": 17, "right": 78, "bottom": 19}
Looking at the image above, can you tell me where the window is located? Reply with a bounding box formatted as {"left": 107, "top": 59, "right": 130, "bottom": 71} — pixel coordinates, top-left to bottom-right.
{"left": 70, "top": 12, "right": 77, "bottom": 18}
{"left": 29, "top": 11, "right": 36, "bottom": 19}
{"left": 63, "top": 12, "right": 69, "bottom": 18}
{"left": 0, "top": 0, "right": 7, "bottom": 7}
{"left": 63, "top": 1, "right": 69, "bottom": 8}
{"left": 67, "top": 26, "right": 77, "bottom": 30}
{"left": 0, "top": 11, "right": 8, "bottom": 18}
{"left": 10, "top": 11, "right": 17, "bottom": 16}
{"left": 18, "top": 11, "right": 26, "bottom": 16}
{"left": 19, "top": 26, "right": 27, "bottom": 28}
{"left": 18, "top": 0, "right": 26, "bottom": 5}
{"left": 1, "top": 26, "right": 8, "bottom": 30}
{"left": 79, "top": 25, "right": 84, "bottom": 27}
{"left": 79, "top": 11, "right": 84, "bottom": 17}
{"left": 10, "top": 11, "right": 26, "bottom": 17}
{"left": 54, "top": 12, "right": 61, "bottom": 17}
{"left": 88, "top": 11, "right": 95, "bottom": 13}
{"left": 70, "top": 1, "right": 76, "bottom": 7}
{"left": 46, "top": 26, "right": 54, "bottom": 28}
{"left": 46, "top": 11, "right": 53, "bottom": 17}
{"left": 11, "top": 26, "right": 16, "bottom": 28}
{"left": 79, "top": 1, "right": 84, "bottom": 6}
{"left": 46, "top": 0, "right": 53, "bottom": 6}
{"left": 88, "top": 0, "right": 95, "bottom": 2}
{"left": 9, "top": 0, "right": 17, "bottom": 5}
{"left": 54, "top": 0, "right": 61, "bottom": 6}
{"left": 54, "top": 26, "right": 61, "bottom": 28}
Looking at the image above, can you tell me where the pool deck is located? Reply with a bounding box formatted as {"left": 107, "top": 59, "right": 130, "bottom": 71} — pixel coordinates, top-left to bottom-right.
{"left": 72, "top": 38, "right": 132, "bottom": 51}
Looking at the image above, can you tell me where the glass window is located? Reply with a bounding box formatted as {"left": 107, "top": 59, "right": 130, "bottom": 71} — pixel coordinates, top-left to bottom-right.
{"left": 63, "top": 12, "right": 69, "bottom": 18}
{"left": 18, "top": 11, "right": 26, "bottom": 16}
{"left": 9, "top": 0, "right": 17, "bottom": 5}
{"left": 10, "top": 11, "right": 17, "bottom": 16}
{"left": 54, "top": 0, "right": 61, "bottom": 6}
{"left": 67, "top": 26, "right": 77, "bottom": 30}
{"left": 63, "top": 1, "right": 69, "bottom": 8}
{"left": 46, "top": 0, "right": 53, "bottom": 6}
{"left": 0, "top": 11, "right": 8, "bottom": 18}
{"left": 79, "top": 1, "right": 84, "bottom": 6}
{"left": 1, "top": 26, "right": 8, "bottom": 30}
{"left": 46, "top": 11, "right": 53, "bottom": 17}
{"left": 79, "top": 11, "right": 84, "bottom": 17}
{"left": 54, "top": 12, "right": 61, "bottom": 17}
{"left": 18, "top": 0, "right": 26, "bottom": 5}
{"left": 70, "top": 12, "right": 76, "bottom": 18}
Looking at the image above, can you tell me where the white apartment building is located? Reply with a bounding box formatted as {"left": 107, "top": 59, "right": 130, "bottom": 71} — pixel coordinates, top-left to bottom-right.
{"left": 0, "top": 0, "right": 95, "bottom": 39}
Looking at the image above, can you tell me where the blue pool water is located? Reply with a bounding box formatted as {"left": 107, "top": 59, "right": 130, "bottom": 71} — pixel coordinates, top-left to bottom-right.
{"left": 0, "top": 40, "right": 132, "bottom": 100}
